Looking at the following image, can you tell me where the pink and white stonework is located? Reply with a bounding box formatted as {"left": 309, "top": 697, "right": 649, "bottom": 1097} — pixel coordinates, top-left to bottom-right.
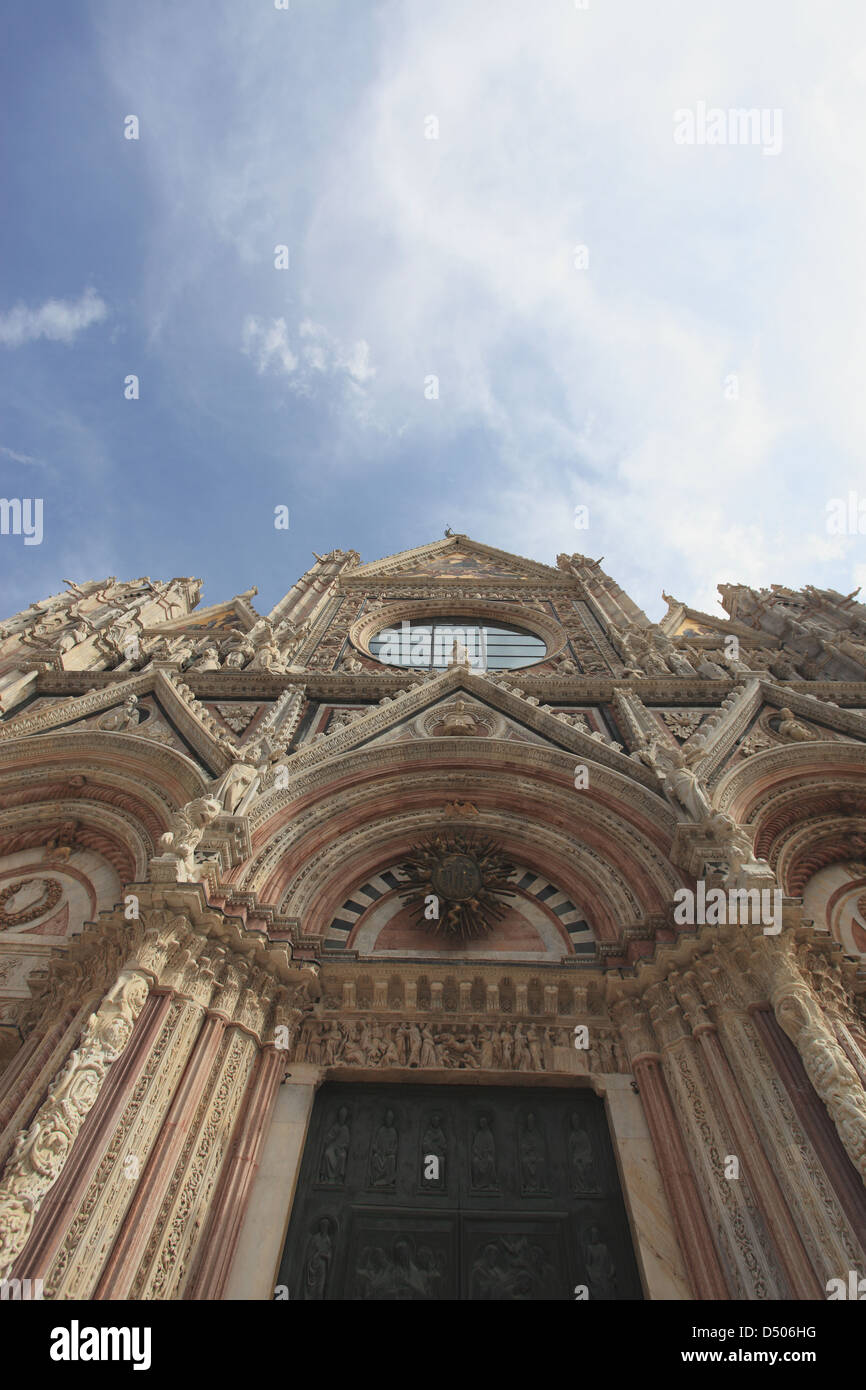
{"left": 0, "top": 538, "right": 863, "bottom": 1300}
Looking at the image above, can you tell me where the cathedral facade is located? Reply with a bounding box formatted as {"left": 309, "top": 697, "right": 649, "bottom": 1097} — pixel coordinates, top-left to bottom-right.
{"left": 0, "top": 535, "right": 864, "bottom": 1301}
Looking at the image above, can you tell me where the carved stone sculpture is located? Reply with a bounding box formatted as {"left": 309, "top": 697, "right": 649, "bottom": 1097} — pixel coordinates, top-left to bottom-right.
{"left": 157, "top": 796, "right": 223, "bottom": 878}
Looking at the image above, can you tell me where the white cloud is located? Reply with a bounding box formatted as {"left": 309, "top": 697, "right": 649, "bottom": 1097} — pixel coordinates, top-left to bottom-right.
{"left": 242, "top": 315, "right": 298, "bottom": 376}
{"left": 0, "top": 287, "right": 107, "bottom": 347}
{"left": 0, "top": 445, "right": 38, "bottom": 466}
{"left": 94, "top": 1, "right": 866, "bottom": 613}
{"left": 243, "top": 314, "right": 375, "bottom": 391}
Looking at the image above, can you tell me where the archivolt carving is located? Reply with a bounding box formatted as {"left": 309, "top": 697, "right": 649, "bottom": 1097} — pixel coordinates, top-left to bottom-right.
{"left": 714, "top": 742, "right": 866, "bottom": 821}
{"left": 269, "top": 809, "right": 651, "bottom": 937}
{"left": 240, "top": 756, "right": 677, "bottom": 929}
{"left": 0, "top": 808, "right": 141, "bottom": 881}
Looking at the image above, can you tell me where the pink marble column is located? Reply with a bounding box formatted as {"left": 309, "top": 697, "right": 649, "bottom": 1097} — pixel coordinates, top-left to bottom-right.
{"left": 9, "top": 991, "right": 173, "bottom": 1282}
{"left": 632, "top": 1055, "right": 730, "bottom": 1299}
{"left": 692, "top": 1023, "right": 822, "bottom": 1299}
{"left": 94, "top": 1012, "right": 227, "bottom": 1299}
{"left": 751, "top": 1005, "right": 866, "bottom": 1251}
{"left": 186, "top": 1047, "right": 284, "bottom": 1300}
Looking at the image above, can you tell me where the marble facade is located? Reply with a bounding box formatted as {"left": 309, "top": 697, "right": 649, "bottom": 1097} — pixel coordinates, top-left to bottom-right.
{"left": 0, "top": 538, "right": 863, "bottom": 1299}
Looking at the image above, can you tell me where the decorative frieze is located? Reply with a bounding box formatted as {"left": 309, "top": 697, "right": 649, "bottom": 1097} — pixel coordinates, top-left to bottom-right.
{"left": 293, "top": 1017, "right": 626, "bottom": 1074}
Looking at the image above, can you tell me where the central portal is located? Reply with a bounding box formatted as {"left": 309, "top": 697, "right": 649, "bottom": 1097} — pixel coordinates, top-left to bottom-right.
{"left": 278, "top": 1082, "right": 642, "bottom": 1300}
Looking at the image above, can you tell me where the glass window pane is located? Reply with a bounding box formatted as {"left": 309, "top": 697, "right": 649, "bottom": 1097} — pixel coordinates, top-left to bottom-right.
{"left": 370, "top": 617, "right": 547, "bottom": 670}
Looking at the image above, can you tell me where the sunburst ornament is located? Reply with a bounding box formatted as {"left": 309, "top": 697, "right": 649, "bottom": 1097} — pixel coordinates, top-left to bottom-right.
{"left": 397, "top": 832, "right": 517, "bottom": 942}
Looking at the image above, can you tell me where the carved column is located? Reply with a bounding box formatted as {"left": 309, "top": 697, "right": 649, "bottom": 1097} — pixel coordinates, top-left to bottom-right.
{"left": 93, "top": 1011, "right": 228, "bottom": 1299}
{"left": 751, "top": 1005, "right": 866, "bottom": 1253}
{"left": 693, "top": 949, "right": 865, "bottom": 1285}
{"left": 10, "top": 990, "right": 175, "bottom": 1288}
{"left": 0, "top": 967, "right": 153, "bottom": 1281}
{"left": 126, "top": 1020, "right": 259, "bottom": 1299}
{"left": 672, "top": 968, "right": 821, "bottom": 1299}
{"left": 43, "top": 994, "right": 203, "bottom": 1299}
{"left": 834, "top": 1020, "right": 866, "bottom": 1091}
{"left": 644, "top": 978, "right": 788, "bottom": 1298}
{"left": 751, "top": 938, "right": 866, "bottom": 1185}
{"left": 0, "top": 999, "right": 92, "bottom": 1158}
{"left": 187, "top": 1046, "right": 284, "bottom": 1299}
{"left": 613, "top": 998, "right": 728, "bottom": 1299}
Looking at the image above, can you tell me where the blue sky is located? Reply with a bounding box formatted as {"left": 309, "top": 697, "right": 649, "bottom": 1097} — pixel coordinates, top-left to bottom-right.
{"left": 1, "top": 0, "right": 865, "bottom": 623}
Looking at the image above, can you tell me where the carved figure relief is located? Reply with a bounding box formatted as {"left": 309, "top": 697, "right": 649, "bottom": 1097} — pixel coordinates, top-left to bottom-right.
{"left": 302, "top": 1217, "right": 335, "bottom": 1299}
{"left": 96, "top": 694, "right": 143, "bottom": 731}
{"left": 470, "top": 1237, "right": 555, "bottom": 1300}
{"left": 369, "top": 1109, "right": 399, "bottom": 1188}
{"left": 470, "top": 1115, "right": 499, "bottom": 1191}
{"left": 567, "top": 1114, "right": 598, "bottom": 1193}
{"left": 318, "top": 1106, "right": 351, "bottom": 1186}
{"left": 583, "top": 1225, "right": 618, "bottom": 1299}
{"left": 420, "top": 1111, "right": 448, "bottom": 1189}
{"left": 356, "top": 1239, "right": 445, "bottom": 1300}
{"left": 294, "top": 1019, "right": 563, "bottom": 1073}
{"left": 518, "top": 1112, "right": 548, "bottom": 1193}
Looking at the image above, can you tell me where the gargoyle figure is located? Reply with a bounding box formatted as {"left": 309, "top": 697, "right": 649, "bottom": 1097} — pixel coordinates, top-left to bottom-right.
{"left": 158, "top": 796, "right": 222, "bottom": 877}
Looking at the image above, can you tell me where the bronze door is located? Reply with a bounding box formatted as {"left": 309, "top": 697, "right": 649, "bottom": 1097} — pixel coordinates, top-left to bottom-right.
{"left": 278, "top": 1082, "right": 642, "bottom": 1300}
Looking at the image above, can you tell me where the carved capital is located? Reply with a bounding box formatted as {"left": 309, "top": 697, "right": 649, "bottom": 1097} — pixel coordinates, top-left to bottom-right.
{"left": 671, "top": 970, "right": 712, "bottom": 1032}
{"left": 611, "top": 997, "right": 658, "bottom": 1063}
{"left": 645, "top": 980, "right": 692, "bottom": 1049}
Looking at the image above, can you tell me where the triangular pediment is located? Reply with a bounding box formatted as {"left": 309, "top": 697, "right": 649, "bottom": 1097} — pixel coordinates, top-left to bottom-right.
{"left": 0, "top": 670, "right": 236, "bottom": 777}
{"left": 144, "top": 596, "right": 260, "bottom": 635}
{"left": 284, "top": 667, "right": 662, "bottom": 795}
{"left": 682, "top": 679, "right": 866, "bottom": 784}
{"left": 347, "top": 536, "right": 564, "bottom": 585}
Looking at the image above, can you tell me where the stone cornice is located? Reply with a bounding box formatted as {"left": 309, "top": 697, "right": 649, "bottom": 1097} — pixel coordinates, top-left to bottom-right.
{"left": 27, "top": 668, "right": 866, "bottom": 708}
{"left": 91, "top": 886, "right": 319, "bottom": 997}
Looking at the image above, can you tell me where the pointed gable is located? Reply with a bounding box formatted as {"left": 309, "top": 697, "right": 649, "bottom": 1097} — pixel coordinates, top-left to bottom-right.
{"left": 348, "top": 535, "right": 563, "bottom": 586}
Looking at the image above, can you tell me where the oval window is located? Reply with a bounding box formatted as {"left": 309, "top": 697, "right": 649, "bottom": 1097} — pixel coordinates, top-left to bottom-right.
{"left": 369, "top": 617, "right": 547, "bottom": 671}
